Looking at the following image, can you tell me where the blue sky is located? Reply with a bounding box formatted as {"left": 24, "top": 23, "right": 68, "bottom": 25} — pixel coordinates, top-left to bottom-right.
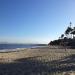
{"left": 0, "top": 0, "right": 75, "bottom": 44}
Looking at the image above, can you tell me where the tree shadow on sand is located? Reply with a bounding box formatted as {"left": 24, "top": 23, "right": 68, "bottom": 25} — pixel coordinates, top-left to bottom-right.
{"left": 0, "top": 54, "right": 75, "bottom": 75}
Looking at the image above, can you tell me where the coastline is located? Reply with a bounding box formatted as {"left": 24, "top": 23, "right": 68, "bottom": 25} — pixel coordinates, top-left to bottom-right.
{"left": 0, "top": 48, "right": 27, "bottom": 53}
{"left": 0, "top": 46, "right": 75, "bottom": 75}
{"left": 0, "top": 46, "right": 49, "bottom": 63}
{"left": 0, "top": 46, "right": 75, "bottom": 62}
{"left": 0, "top": 45, "right": 47, "bottom": 53}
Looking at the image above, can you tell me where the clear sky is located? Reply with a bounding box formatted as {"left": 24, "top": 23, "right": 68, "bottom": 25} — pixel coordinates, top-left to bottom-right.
{"left": 0, "top": 0, "right": 75, "bottom": 44}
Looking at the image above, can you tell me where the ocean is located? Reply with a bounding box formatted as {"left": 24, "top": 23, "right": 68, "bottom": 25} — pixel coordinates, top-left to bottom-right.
{"left": 0, "top": 44, "right": 46, "bottom": 50}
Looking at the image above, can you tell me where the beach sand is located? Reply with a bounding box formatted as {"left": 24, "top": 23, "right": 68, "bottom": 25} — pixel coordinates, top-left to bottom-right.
{"left": 0, "top": 46, "right": 75, "bottom": 75}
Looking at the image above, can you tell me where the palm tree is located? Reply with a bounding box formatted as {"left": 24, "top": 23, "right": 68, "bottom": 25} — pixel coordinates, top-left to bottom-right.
{"left": 70, "top": 27, "right": 75, "bottom": 38}
{"left": 65, "top": 25, "right": 73, "bottom": 38}
{"left": 60, "top": 34, "right": 64, "bottom": 39}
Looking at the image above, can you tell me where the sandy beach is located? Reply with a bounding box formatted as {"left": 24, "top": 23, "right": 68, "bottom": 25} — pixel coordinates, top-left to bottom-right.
{"left": 0, "top": 46, "right": 75, "bottom": 75}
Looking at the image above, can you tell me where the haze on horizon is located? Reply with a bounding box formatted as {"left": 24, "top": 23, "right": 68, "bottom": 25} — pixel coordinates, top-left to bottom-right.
{"left": 0, "top": 0, "right": 75, "bottom": 44}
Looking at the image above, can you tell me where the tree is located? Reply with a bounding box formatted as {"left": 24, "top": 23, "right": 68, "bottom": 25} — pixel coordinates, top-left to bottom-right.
{"left": 65, "top": 26, "right": 73, "bottom": 38}
{"left": 60, "top": 34, "right": 64, "bottom": 39}
{"left": 70, "top": 27, "right": 75, "bottom": 38}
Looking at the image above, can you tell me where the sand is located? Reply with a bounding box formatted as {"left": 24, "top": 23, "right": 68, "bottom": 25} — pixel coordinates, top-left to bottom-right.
{"left": 0, "top": 46, "right": 75, "bottom": 75}
{"left": 0, "top": 46, "right": 74, "bottom": 62}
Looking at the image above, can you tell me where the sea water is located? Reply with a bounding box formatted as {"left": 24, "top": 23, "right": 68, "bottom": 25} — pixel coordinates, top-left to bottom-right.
{"left": 0, "top": 44, "right": 46, "bottom": 52}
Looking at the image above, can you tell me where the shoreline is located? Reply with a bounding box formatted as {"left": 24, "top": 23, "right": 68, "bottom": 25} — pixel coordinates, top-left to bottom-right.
{"left": 0, "top": 46, "right": 50, "bottom": 63}
{"left": 0, "top": 46, "right": 75, "bottom": 74}
{"left": 0, "top": 46, "right": 47, "bottom": 53}
{"left": 0, "top": 46, "right": 75, "bottom": 63}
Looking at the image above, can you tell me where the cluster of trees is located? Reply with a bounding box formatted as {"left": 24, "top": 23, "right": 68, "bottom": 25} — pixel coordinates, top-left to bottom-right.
{"left": 60, "top": 22, "right": 75, "bottom": 39}
{"left": 48, "top": 22, "right": 75, "bottom": 47}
